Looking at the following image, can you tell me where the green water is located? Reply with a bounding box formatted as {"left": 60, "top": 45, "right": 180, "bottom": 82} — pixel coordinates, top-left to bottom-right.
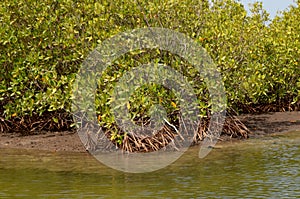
{"left": 0, "top": 131, "right": 299, "bottom": 198}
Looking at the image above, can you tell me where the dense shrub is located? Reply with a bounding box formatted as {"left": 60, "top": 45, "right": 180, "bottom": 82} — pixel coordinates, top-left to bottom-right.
{"left": 0, "top": 0, "right": 299, "bottom": 136}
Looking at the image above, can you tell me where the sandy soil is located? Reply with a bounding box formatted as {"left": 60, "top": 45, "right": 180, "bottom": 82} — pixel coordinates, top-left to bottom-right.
{"left": 238, "top": 111, "right": 300, "bottom": 136}
{"left": 0, "top": 112, "right": 299, "bottom": 152}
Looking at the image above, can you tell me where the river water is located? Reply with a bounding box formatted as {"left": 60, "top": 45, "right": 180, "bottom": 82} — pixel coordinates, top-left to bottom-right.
{"left": 0, "top": 131, "right": 299, "bottom": 198}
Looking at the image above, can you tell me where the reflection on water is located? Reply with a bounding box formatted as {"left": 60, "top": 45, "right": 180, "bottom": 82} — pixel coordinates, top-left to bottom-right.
{"left": 0, "top": 131, "right": 299, "bottom": 198}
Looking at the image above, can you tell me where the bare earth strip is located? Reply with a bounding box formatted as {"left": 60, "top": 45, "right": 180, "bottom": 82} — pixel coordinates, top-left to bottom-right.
{"left": 0, "top": 112, "right": 299, "bottom": 153}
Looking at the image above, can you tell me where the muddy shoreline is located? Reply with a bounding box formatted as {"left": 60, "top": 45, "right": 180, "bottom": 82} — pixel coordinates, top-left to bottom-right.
{"left": 0, "top": 112, "right": 299, "bottom": 153}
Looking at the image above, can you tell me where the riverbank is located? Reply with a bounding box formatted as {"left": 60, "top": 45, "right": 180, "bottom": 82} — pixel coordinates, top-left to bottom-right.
{"left": 0, "top": 111, "right": 299, "bottom": 152}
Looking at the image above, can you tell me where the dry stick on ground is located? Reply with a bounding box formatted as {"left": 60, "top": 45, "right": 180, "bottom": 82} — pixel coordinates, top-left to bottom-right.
{"left": 0, "top": 110, "right": 251, "bottom": 153}
{"left": 120, "top": 113, "right": 250, "bottom": 152}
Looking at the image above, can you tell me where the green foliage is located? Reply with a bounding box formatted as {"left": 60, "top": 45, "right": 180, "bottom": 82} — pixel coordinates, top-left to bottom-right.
{"left": 1, "top": 0, "right": 299, "bottom": 138}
